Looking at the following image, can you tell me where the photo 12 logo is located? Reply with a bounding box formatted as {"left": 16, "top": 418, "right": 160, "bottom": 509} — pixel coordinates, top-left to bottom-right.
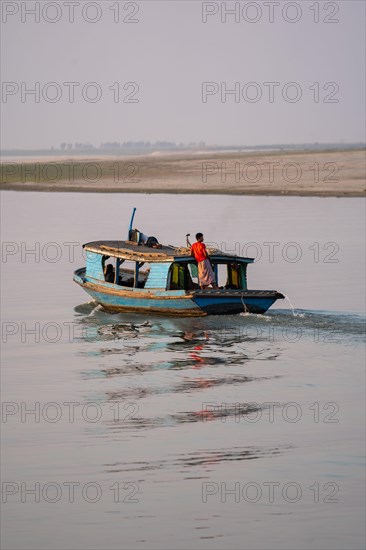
{"left": 201, "top": 2, "right": 340, "bottom": 24}
{"left": 2, "top": 400, "right": 139, "bottom": 424}
{"left": 1, "top": 1, "right": 140, "bottom": 24}
{"left": 2, "top": 481, "right": 140, "bottom": 504}
{"left": 201, "top": 481, "right": 340, "bottom": 504}
{"left": 201, "top": 161, "right": 339, "bottom": 185}
{"left": 200, "top": 401, "right": 340, "bottom": 424}
{"left": 202, "top": 81, "right": 339, "bottom": 104}
{"left": 1, "top": 81, "right": 140, "bottom": 104}
{"left": 1, "top": 161, "right": 140, "bottom": 185}
{"left": 206, "top": 241, "right": 340, "bottom": 264}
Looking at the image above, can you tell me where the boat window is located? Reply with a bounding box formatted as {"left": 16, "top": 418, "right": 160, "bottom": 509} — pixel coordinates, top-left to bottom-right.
{"left": 169, "top": 263, "right": 196, "bottom": 290}
{"left": 117, "top": 260, "right": 135, "bottom": 287}
{"left": 104, "top": 263, "right": 115, "bottom": 283}
{"left": 226, "top": 263, "right": 241, "bottom": 289}
{"left": 216, "top": 264, "right": 227, "bottom": 287}
{"left": 188, "top": 263, "right": 199, "bottom": 283}
{"left": 118, "top": 260, "right": 150, "bottom": 288}
{"left": 215, "top": 262, "right": 243, "bottom": 289}
{"left": 102, "top": 255, "right": 110, "bottom": 271}
{"left": 103, "top": 256, "right": 116, "bottom": 283}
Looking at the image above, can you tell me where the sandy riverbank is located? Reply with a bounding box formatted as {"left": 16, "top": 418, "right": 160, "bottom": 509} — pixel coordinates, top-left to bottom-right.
{"left": 1, "top": 148, "right": 365, "bottom": 196}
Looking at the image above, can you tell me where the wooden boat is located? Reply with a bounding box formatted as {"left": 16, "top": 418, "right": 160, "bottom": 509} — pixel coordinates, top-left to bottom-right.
{"left": 73, "top": 209, "right": 284, "bottom": 316}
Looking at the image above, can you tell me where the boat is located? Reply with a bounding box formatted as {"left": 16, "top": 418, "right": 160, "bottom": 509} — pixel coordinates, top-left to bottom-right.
{"left": 73, "top": 209, "right": 284, "bottom": 316}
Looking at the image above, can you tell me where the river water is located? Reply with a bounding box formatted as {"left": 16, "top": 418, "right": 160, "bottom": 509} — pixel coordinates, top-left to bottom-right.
{"left": 1, "top": 192, "right": 365, "bottom": 549}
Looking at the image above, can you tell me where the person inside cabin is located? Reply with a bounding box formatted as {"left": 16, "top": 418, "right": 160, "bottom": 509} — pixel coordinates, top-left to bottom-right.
{"left": 189, "top": 233, "right": 218, "bottom": 290}
{"left": 104, "top": 263, "right": 115, "bottom": 283}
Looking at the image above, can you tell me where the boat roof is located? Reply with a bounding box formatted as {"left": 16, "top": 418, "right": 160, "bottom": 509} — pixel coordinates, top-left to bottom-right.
{"left": 83, "top": 240, "right": 254, "bottom": 263}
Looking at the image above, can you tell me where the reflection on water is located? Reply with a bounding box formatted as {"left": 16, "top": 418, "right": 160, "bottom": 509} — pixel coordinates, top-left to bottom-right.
{"left": 73, "top": 304, "right": 365, "bottom": 436}
{"left": 100, "top": 400, "right": 286, "bottom": 431}
{"left": 75, "top": 303, "right": 365, "bottom": 373}
{"left": 76, "top": 305, "right": 286, "bottom": 385}
{"left": 104, "top": 445, "right": 293, "bottom": 474}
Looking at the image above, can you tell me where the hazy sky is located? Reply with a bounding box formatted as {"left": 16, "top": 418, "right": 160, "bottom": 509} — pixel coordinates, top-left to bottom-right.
{"left": 1, "top": 0, "right": 365, "bottom": 149}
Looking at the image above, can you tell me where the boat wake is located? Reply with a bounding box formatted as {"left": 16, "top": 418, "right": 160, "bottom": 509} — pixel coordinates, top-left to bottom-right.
{"left": 73, "top": 301, "right": 99, "bottom": 315}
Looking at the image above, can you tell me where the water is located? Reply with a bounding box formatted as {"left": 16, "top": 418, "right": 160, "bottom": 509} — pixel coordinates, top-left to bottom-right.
{"left": 1, "top": 192, "right": 365, "bottom": 550}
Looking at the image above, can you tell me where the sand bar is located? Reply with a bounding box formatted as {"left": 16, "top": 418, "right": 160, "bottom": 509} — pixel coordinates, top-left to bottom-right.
{"left": 1, "top": 148, "right": 365, "bottom": 196}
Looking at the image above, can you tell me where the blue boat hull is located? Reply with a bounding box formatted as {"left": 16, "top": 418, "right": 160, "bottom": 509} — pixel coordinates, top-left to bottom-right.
{"left": 74, "top": 269, "right": 283, "bottom": 316}
{"left": 192, "top": 295, "right": 280, "bottom": 315}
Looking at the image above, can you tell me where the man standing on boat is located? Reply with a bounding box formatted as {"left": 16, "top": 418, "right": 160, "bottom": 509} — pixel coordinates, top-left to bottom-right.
{"left": 189, "top": 233, "right": 218, "bottom": 289}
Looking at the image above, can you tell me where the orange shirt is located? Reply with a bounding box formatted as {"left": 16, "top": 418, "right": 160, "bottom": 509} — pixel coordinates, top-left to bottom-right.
{"left": 191, "top": 242, "right": 207, "bottom": 263}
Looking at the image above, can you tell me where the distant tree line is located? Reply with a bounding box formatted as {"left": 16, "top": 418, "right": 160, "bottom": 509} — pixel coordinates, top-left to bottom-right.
{"left": 60, "top": 141, "right": 207, "bottom": 150}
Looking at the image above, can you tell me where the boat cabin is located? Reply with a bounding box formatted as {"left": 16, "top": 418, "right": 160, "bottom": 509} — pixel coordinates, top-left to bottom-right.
{"left": 82, "top": 240, "right": 254, "bottom": 292}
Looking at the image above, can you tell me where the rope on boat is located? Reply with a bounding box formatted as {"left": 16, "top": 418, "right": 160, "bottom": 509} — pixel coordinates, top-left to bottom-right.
{"left": 173, "top": 246, "right": 221, "bottom": 255}
{"left": 241, "top": 292, "right": 249, "bottom": 314}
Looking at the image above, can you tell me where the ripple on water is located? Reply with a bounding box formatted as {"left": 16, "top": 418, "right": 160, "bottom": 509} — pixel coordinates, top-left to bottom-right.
{"left": 103, "top": 444, "right": 293, "bottom": 474}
